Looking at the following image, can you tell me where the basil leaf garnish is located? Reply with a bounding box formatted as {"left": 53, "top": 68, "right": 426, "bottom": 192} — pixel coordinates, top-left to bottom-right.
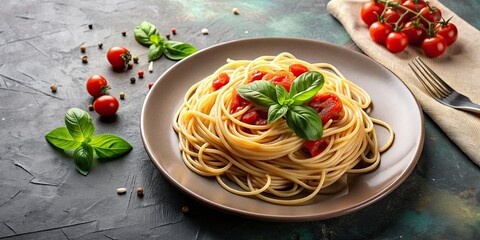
{"left": 89, "top": 134, "right": 133, "bottom": 158}
{"left": 134, "top": 21, "right": 159, "bottom": 46}
{"left": 164, "top": 41, "right": 198, "bottom": 60}
{"left": 148, "top": 43, "right": 164, "bottom": 61}
{"left": 65, "top": 108, "right": 95, "bottom": 142}
{"left": 289, "top": 71, "right": 325, "bottom": 106}
{"left": 268, "top": 105, "right": 288, "bottom": 123}
{"left": 285, "top": 105, "right": 323, "bottom": 140}
{"left": 45, "top": 127, "right": 81, "bottom": 150}
{"left": 275, "top": 85, "right": 290, "bottom": 106}
{"left": 73, "top": 143, "right": 94, "bottom": 176}
{"left": 237, "top": 80, "right": 277, "bottom": 108}
{"left": 149, "top": 34, "right": 163, "bottom": 45}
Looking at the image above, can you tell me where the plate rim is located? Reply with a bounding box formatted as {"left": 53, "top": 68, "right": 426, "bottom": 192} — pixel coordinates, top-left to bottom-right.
{"left": 140, "top": 37, "right": 425, "bottom": 221}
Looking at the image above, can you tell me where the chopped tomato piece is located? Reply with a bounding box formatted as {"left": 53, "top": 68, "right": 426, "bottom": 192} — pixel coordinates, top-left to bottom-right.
{"left": 249, "top": 70, "right": 267, "bottom": 82}
{"left": 307, "top": 93, "right": 343, "bottom": 125}
{"left": 304, "top": 138, "right": 329, "bottom": 157}
{"left": 263, "top": 70, "right": 295, "bottom": 92}
{"left": 230, "top": 90, "right": 250, "bottom": 114}
{"left": 289, "top": 64, "right": 309, "bottom": 77}
{"left": 212, "top": 72, "right": 230, "bottom": 90}
{"left": 241, "top": 110, "right": 267, "bottom": 125}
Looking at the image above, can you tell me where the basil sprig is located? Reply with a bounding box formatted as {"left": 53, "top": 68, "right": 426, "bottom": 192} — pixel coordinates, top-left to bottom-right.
{"left": 134, "top": 21, "right": 197, "bottom": 61}
{"left": 237, "top": 71, "right": 325, "bottom": 140}
{"left": 45, "top": 108, "right": 133, "bottom": 175}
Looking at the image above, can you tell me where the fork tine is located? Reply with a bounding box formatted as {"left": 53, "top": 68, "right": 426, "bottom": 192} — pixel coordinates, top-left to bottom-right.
{"left": 408, "top": 63, "right": 438, "bottom": 98}
{"left": 409, "top": 60, "right": 443, "bottom": 99}
{"left": 415, "top": 57, "right": 453, "bottom": 97}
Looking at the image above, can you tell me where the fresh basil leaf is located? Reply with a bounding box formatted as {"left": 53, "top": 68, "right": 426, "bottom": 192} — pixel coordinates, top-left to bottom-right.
{"left": 73, "top": 143, "right": 94, "bottom": 176}
{"left": 65, "top": 108, "right": 95, "bottom": 142}
{"left": 237, "top": 80, "right": 277, "bottom": 108}
{"left": 134, "top": 21, "right": 159, "bottom": 46}
{"left": 285, "top": 105, "right": 323, "bottom": 140}
{"left": 164, "top": 41, "right": 197, "bottom": 60}
{"left": 89, "top": 134, "right": 133, "bottom": 158}
{"left": 275, "top": 85, "right": 291, "bottom": 106}
{"left": 268, "top": 104, "right": 288, "bottom": 123}
{"left": 290, "top": 71, "right": 325, "bottom": 106}
{"left": 149, "top": 34, "right": 163, "bottom": 45}
{"left": 45, "top": 127, "right": 82, "bottom": 150}
{"left": 148, "top": 43, "right": 164, "bottom": 61}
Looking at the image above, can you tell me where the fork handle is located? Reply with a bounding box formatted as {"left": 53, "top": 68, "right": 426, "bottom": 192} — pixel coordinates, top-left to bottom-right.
{"left": 458, "top": 102, "right": 480, "bottom": 114}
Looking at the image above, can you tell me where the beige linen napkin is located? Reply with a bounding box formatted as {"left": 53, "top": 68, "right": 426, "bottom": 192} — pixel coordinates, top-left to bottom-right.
{"left": 327, "top": 0, "right": 480, "bottom": 166}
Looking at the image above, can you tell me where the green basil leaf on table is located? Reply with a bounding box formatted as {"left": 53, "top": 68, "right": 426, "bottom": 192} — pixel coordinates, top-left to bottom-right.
{"left": 64, "top": 108, "right": 95, "bottom": 142}
{"left": 268, "top": 105, "right": 288, "bottom": 123}
{"left": 45, "top": 127, "right": 81, "bottom": 150}
{"left": 289, "top": 71, "right": 325, "bottom": 106}
{"left": 237, "top": 80, "right": 277, "bottom": 108}
{"left": 134, "top": 21, "right": 159, "bottom": 46}
{"left": 148, "top": 43, "right": 164, "bottom": 61}
{"left": 149, "top": 34, "right": 163, "bottom": 45}
{"left": 285, "top": 105, "right": 323, "bottom": 141}
{"left": 73, "top": 143, "right": 94, "bottom": 176}
{"left": 89, "top": 134, "right": 133, "bottom": 158}
{"left": 164, "top": 41, "right": 198, "bottom": 60}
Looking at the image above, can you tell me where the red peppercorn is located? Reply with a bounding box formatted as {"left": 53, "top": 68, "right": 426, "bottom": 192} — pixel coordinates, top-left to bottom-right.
{"left": 171, "top": 28, "right": 177, "bottom": 35}
{"left": 138, "top": 70, "right": 144, "bottom": 78}
{"left": 148, "top": 82, "right": 153, "bottom": 89}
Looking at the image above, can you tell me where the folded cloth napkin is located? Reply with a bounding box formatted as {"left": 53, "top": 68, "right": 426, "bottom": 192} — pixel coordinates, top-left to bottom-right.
{"left": 327, "top": 0, "right": 480, "bottom": 166}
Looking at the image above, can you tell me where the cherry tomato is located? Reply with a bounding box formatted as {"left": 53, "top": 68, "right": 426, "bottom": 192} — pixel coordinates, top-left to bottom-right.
{"left": 212, "top": 72, "right": 230, "bottom": 90}
{"left": 402, "top": 20, "right": 426, "bottom": 45}
{"left": 230, "top": 90, "right": 250, "bottom": 114}
{"left": 422, "top": 35, "right": 447, "bottom": 58}
{"left": 107, "top": 46, "right": 131, "bottom": 70}
{"left": 401, "top": 0, "right": 427, "bottom": 19}
{"left": 386, "top": 31, "right": 409, "bottom": 53}
{"left": 435, "top": 22, "right": 458, "bottom": 46}
{"left": 360, "top": 2, "right": 385, "bottom": 26}
{"left": 384, "top": 8, "right": 401, "bottom": 24}
{"left": 419, "top": 5, "right": 442, "bottom": 25}
{"left": 93, "top": 95, "right": 119, "bottom": 116}
{"left": 249, "top": 70, "right": 267, "bottom": 82}
{"left": 86, "top": 75, "right": 110, "bottom": 98}
{"left": 307, "top": 93, "right": 343, "bottom": 125}
{"left": 288, "top": 64, "right": 309, "bottom": 77}
{"left": 369, "top": 21, "right": 393, "bottom": 45}
{"left": 263, "top": 70, "right": 295, "bottom": 92}
{"left": 304, "top": 138, "right": 329, "bottom": 157}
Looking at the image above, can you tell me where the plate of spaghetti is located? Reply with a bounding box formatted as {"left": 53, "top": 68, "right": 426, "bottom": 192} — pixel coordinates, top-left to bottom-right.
{"left": 141, "top": 38, "right": 424, "bottom": 221}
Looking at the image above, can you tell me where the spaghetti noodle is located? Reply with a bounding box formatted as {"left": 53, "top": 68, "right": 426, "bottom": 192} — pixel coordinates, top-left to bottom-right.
{"left": 173, "top": 53, "right": 394, "bottom": 205}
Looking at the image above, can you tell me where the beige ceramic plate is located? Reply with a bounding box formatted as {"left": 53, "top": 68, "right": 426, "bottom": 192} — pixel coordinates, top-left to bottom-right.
{"left": 141, "top": 38, "right": 424, "bottom": 221}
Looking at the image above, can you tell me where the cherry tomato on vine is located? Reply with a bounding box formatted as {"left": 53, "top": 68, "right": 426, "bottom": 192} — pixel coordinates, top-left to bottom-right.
{"left": 93, "top": 95, "right": 119, "bottom": 116}
{"left": 435, "top": 22, "right": 458, "bottom": 46}
{"left": 369, "top": 21, "right": 393, "bottom": 45}
{"left": 422, "top": 35, "right": 447, "bottom": 58}
{"left": 289, "top": 64, "right": 309, "bottom": 77}
{"left": 384, "top": 8, "right": 401, "bottom": 24}
{"left": 419, "top": 5, "right": 442, "bottom": 24}
{"left": 402, "top": 20, "right": 426, "bottom": 45}
{"left": 360, "top": 2, "right": 385, "bottom": 26}
{"left": 86, "top": 75, "right": 110, "bottom": 98}
{"left": 401, "top": 0, "right": 427, "bottom": 19}
{"left": 107, "top": 46, "right": 131, "bottom": 70}
{"left": 386, "top": 32, "right": 409, "bottom": 53}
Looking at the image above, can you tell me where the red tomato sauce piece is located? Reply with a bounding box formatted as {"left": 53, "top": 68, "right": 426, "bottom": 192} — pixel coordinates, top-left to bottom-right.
{"left": 212, "top": 72, "right": 230, "bottom": 90}
{"left": 307, "top": 93, "right": 343, "bottom": 125}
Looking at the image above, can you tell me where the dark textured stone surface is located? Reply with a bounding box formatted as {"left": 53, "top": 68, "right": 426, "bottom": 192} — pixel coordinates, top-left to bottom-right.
{"left": 0, "top": 0, "right": 479, "bottom": 239}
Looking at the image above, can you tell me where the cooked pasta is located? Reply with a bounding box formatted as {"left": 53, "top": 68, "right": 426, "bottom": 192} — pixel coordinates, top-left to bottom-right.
{"left": 173, "top": 52, "right": 394, "bottom": 205}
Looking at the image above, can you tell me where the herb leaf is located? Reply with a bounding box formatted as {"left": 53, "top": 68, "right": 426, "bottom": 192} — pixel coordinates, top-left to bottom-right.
{"left": 275, "top": 85, "right": 290, "bottom": 106}
{"left": 268, "top": 104, "right": 288, "bottom": 123}
{"left": 89, "top": 134, "right": 133, "bottom": 159}
{"left": 65, "top": 108, "right": 95, "bottom": 142}
{"left": 289, "top": 71, "right": 325, "bottom": 106}
{"left": 45, "top": 127, "right": 81, "bottom": 150}
{"left": 148, "top": 43, "right": 164, "bottom": 61}
{"left": 73, "top": 143, "right": 94, "bottom": 176}
{"left": 237, "top": 80, "right": 277, "bottom": 108}
{"left": 164, "top": 41, "right": 198, "bottom": 60}
{"left": 285, "top": 105, "right": 323, "bottom": 140}
{"left": 134, "top": 21, "right": 159, "bottom": 46}
{"left": 149, "top": 34, "right": 163, "bottom": 45}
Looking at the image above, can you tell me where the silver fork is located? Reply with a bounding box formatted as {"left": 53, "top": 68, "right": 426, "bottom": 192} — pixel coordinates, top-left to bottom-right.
{"left": 409, "top": 57, "right": 480, "bottom": 114}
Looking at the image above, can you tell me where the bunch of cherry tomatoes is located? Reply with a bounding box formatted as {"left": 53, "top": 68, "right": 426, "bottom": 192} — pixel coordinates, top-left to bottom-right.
{"left": 361, "top": 0, "right": 458, "bottom": 57}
